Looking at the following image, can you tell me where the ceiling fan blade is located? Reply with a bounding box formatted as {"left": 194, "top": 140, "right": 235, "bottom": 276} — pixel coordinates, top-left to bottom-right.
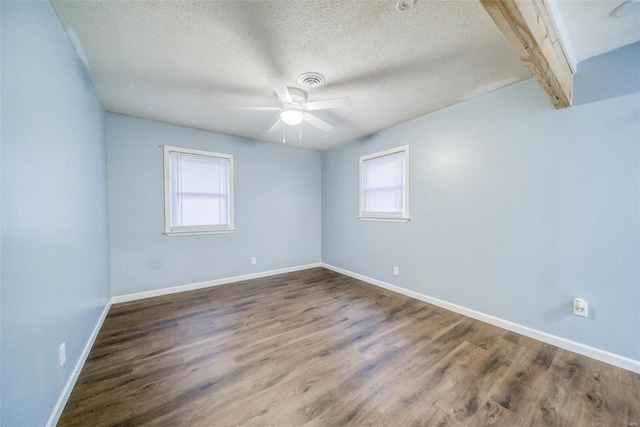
{"left": 303, "top": 112, "right": 333, "bottom": 132}
{"left": 268, "top": 118, "right": 283, "bottom": 133}
{"left": 228, "top": 106, "right": 281, "bottom": 111}
{"left": 267, "top": 77, "right": 293, "bottom": 103}
{"left": 304, "top": 97, "right": 352, "bottom": 111}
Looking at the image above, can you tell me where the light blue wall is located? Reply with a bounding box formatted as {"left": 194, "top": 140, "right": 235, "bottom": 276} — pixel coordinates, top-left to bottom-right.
{"left": 0, "top": 3, "right": 636, "bottom": 423}
{"left": 0, "top": 2, "right": 3, "bottom": 416}
{"left": 574, "top": 42, "right": 640, "bottom": 105}
{"left": 0, "top": 2, "right": 3, "bottom": 418}
{"left": 322, "top": 49, "right": 640, "bottom": 361}
{"left": 1, "top": 2, "right": 111, "bottom": 425}
{"left": 107, "top": 114, "right": 321, "bottom": 297}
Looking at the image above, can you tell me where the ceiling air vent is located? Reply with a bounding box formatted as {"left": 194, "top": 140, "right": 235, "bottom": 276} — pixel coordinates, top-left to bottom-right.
{"left": 298, "top": 72, "right": 326, "bottom": 88}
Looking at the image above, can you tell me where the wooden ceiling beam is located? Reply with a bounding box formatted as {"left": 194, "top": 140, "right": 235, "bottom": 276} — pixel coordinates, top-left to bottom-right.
{"left": 480, "top": 0, "right": 573, "bottom": 108}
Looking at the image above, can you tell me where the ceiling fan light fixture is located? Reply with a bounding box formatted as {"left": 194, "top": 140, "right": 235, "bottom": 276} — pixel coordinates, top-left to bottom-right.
{"left": 280, "top": 108, "right": 304, "bottom": 125}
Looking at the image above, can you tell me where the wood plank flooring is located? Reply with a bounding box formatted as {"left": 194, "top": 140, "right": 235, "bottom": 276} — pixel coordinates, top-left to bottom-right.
{"left": 59, "top": 268, "right": 640, "bottom": 426}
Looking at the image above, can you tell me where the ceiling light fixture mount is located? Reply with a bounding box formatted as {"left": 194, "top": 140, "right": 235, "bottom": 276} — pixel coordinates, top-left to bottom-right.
{"left": 396, "top": 0, "right": 417, "bottom": 11}
{"left": 298, "top": 72, "right": 326, "bottom": 88}
{"left": 610, "top": 0, "right": 640, "bottom": 17}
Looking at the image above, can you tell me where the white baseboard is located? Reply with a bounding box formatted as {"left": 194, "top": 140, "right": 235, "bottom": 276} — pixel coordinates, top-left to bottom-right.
{"left": 45, "top": 261, "right": 637, "bottom": 427}
{"left": 111, "top": 263, "right": 323, "bottom": 304}
{"left": 46, "top": 299, "right": 112, "bottom": 427}
{"left": 45, "top": 262, "right": 322, "bottom": 425}
{"left": 321, "top": 263, "right": 640, "bottom": 374}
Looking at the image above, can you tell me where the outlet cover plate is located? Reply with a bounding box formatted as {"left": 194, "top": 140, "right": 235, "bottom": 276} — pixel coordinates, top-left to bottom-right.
{"left": 572, "top": 298, "right": 588, "bottom": 317}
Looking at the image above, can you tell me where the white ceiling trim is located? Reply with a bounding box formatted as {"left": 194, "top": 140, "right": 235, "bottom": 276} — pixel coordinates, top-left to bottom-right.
{"left": 543, "top": 0, "right": 578, "bottom": 73}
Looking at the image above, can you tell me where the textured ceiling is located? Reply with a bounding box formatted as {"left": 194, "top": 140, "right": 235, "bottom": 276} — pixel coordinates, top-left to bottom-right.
{"left": 50, "top": 1, "right": 636, "bottom": 150}
{"left": 556, "top": 0, "right": 640, "bottom": 63}
{"left": 51, "top": 0, "right": 530, "bottom": 150}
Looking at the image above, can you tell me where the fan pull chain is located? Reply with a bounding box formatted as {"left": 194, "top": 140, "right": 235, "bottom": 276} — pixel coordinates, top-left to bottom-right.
{"left": 282, "top": 124, "right": 286, "bottom": 144}
{"left": 299, "top": 123, "right": 302, "bottom": 139}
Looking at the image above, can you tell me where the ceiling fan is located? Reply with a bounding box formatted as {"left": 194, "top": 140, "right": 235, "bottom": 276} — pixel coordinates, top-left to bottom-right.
{"left": 233, "top": 77, "right": 352, "bottom": 138}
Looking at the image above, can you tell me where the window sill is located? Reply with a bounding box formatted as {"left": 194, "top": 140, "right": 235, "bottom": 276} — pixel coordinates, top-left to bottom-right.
{"left": 359, "top": 217, "right": 410, "bottom": 223}
{"left": 164, "top": 228, "right": 235, "bottom": 236}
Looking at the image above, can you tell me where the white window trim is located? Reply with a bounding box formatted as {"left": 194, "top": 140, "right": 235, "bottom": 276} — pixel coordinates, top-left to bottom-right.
{"left": 359, "top": 145, "right": 410, "bottom": 222}
{"left": 163, "top": 145, "right": 235, "bottom": 236}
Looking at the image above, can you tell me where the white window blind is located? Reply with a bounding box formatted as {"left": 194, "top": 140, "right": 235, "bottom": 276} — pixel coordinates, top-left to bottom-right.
{"left": 360, "top": 146, "right": 409, "bottom": 222}
{"left": 164, "top": 146, "right": 234, "bottom": 235}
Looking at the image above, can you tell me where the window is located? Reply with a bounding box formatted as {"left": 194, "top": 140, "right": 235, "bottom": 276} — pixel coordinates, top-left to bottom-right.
{"left": 359, "top": 145, "right": 410, "bottom": 222}
{"left": 163, "top": 146, "right": 234, "bottom": 235}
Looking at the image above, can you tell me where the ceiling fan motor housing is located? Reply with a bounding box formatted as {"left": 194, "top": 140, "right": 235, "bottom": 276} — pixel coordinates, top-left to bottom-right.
{"left": 287, "top": 87, "right": 307, "bottom": 106}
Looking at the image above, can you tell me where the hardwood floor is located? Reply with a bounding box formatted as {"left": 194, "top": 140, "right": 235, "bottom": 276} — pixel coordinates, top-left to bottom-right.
{"left": 59, "top": 268, "right": 640, "bottom": 426}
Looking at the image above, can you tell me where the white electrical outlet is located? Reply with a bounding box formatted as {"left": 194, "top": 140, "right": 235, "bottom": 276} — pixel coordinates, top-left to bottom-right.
{"left": 251, "top": 257, "right": 256, "bottom": 265}
{"left": 393, "top": 266, "right": 399, "bottom": 276}
{"left": 59, "top": 343, "right": 66, "bottom": 367}
{"left": 573, "top": 298, "right": 588, "bottom": 317}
